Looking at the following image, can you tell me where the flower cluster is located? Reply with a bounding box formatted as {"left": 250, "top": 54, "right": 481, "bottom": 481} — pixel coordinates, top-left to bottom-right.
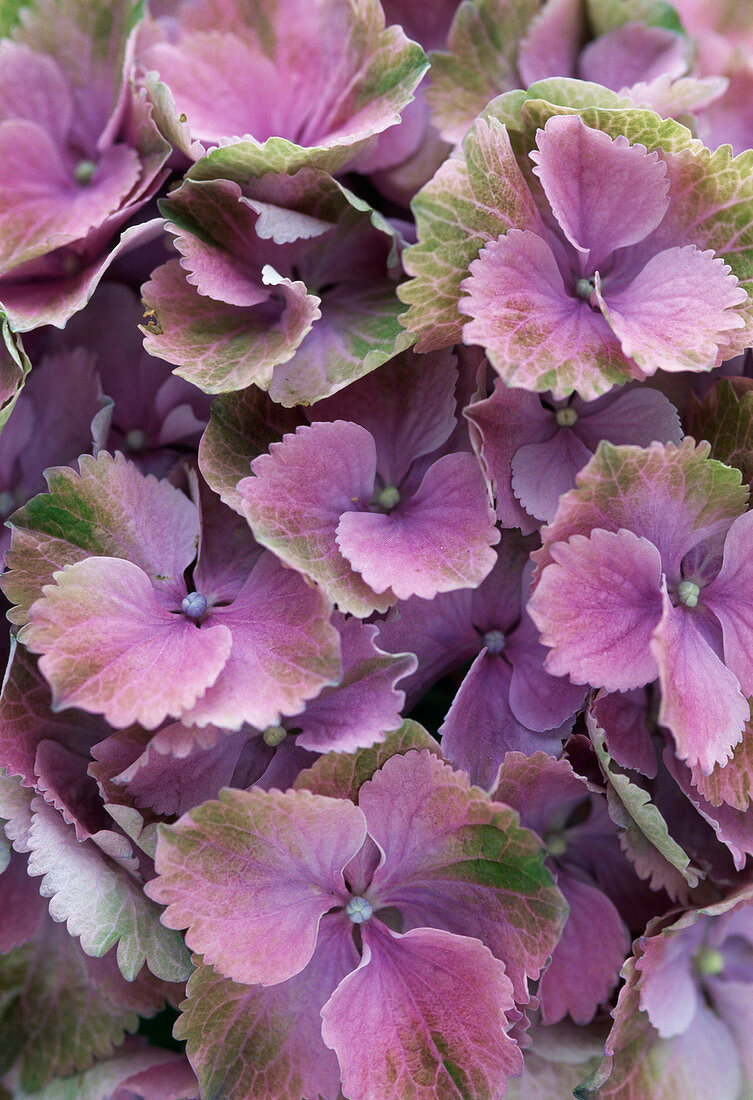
{"left": 4, "top": 1, "right": 753, "bottom": 1098}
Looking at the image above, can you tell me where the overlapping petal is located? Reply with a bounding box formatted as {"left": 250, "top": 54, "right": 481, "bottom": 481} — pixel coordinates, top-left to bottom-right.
{"left": 321, "top": 922, "right": 523, "bottom": 1100}
{"left": 146, "top": 786, "right": 367, "bottom": 985}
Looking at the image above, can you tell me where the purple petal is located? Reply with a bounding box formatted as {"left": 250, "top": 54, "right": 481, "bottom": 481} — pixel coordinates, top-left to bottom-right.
{"left": 537, "top": 873, "right": 628, "bottom": 1025}
{"left": 597, "top": 245, "right": 747, "bottom": 375}
{"left": 635, "top": 918, "right": 706, "bottom": 1037}
{"left": 529, "top": 527, "right": 664, "bottom": 691}
{"left": 0, "top": 639, "right": 106, "bottom": 791}
{"left": 517, "top": 0, "right": 583, "bottom": 85}
{"left": 530, "top": 114, "right": 669, "bottom": 269}
{"left": 239, "top": 421, "right": 391, "bottom": 617}
{"left": 180, "top": 551, "right": 342, "bottom": 731}
{"left": 506, "top": 609, "right": 587, "bottom": 733}
{"left": 321, "top": 922, "right": 523, "bottom": 1100}
{"left": 465, "top": 381, "right": 552, "bottom": 532}
{"left": 313, "top": 347, "right": 458, "bottom": 488}
{"left": 665, "top": 749, "right": 753, "bottom": 872}
{"left": 579, "top": 23, "right": 690, "bottom": 90}
{"left": 295, "top": 615, "right": 417, "bottom": 754}
{"left": 574, "top": 384, "right": 683, "bottom": 451}
{"left": 703, "top": 509, "right": 753, "bottom": 694}
{"left": 146, "top": 786, "right": 367, "bottom": 986}
{"left": 591, "top": 688, "right": 657, "bottom": 778}
{"left": 336, "top": 452, "right": 498, "bottom": 601}
{"left": 511, "top": 426, "right": 593, "bottom": 524}
{"left": 0, "top": 847, "right": 46, "bottom": 951}
{"left": 109, "top": 733, "right": 247, "bottom": 818}
{"left": 652, "top": 584, "right": 748, "bottom": 773}
{"left": 19, "top": 557, "right": 232, "bottom": 730}
{"left": 441, "top": 652, "right": 565, "bottom": 789}
{"left": 460, "top": 228, "right": 629, "bottom": 400}
{"left": 0, "top": 120, "right": 140, "bottom": 270}
{"left": 0, "top": 41, "right": 72, "bottom": 144}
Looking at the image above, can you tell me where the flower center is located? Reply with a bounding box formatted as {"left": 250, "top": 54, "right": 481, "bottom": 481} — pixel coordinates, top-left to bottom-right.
{"left": 182, "top": 592, "right": 208, "bottom": 620}
{"left": 377, "top": 485, "right": 400, "bottom": 511}
{"left": 544, "top": 829, "right": 568, "bottom": 857}
{"left": 74, "top": 159, "right": 97, "bottom": 186}
{"left": 575, "top": 275, "right": 597, "bottom": 299}
{"left": 262, "top": 725, "right": 288, "bottom": 748}
{"left": 556, "top": 407, "right": 578, "bottom": 427}
{"left": 345, "top": 896, "right": 373, "bottom": 924}
{"left": 482, "top": 629, "right": 506, "bottom": 654}
{"left": 677, "top": 580, "right": 701, "bottom": 609}
{"left": 694, "top": 946, "right": 725, "bottom": 977}
{"left": 125, "top": 429, "right": 147, "bottom": 452}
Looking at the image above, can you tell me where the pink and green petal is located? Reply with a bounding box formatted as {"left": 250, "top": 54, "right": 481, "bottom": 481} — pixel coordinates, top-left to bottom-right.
{"left": 491, "top": 750, "right": 590, "bottom": 839}
{"left": 534, "top": 438, "right": 748, "bottom": 581}
{"left": 140, "top": 0, "right": 428, "bottom": 174}
{"left": 176, "top": 916, "right": 357, "bottom": 1100}
{"left": 293, "top": 720, "right": 442, "bottom": 802}
{"left": 530, "top": 114, "right": 669, "bottom": 270}
{"left": 336, "top": 452, "right": 499, "bottom": 600}
{"left": 0, "top": 316, "right": 31, "bottom": 431}
{"left": 652, "top": 585, "right": 749, "bottom": 773}
{"left": 180, "top": 551, "right": 342, "bottom": 731}
{"left": 239, "top": 420, "right": 392, "bottom": 617}
{"left": 26, "top": 798, "right": 191, "bottom": 982}
{"left": 141, "top": 257, "right": 321, "bottom": 394}
{"left": 689, "top": 722, "right": 753, "bottom": 811}
{"left": 19, "top": 557, "right": 232, "bottom": 731}
{"left": 686, "top": 377, "right": 753, "bottom": 491}
{"left": 460, "top": 229, "right": 630, "bottom": 399}
{"left": 198, "top": 384, "right": 304, "bottom": 513}
{"left": 0, "top": 914, "right": 172, "bottom": 1094}
{"left": 361, "top": 750, "right": 567, "bottom": 1001}
{"left": 2, "top": 450, "right": 200, "bottom": 623}
{"left": 598, "top": 962, "right": 742, "bottom": 1099}
{"left": 529, "top": 527, "right": 664, "bottom": 691}
{"left": 321, "top": 922, "right": 523, "bottom": 1100}
{"left": 14, "top": 1047, "right": 199, "bottom": 1100}
{"left": 425, "top": 0, "right": 542, "bottom": 144}
{"left": 146, "top": 786, "right": 367, "bottom": 986}
{"left": 399, "top": 116, "right": 542, "bottom": 352}
{"left": 586, "top": 706, "right": 703, "bottom": 894}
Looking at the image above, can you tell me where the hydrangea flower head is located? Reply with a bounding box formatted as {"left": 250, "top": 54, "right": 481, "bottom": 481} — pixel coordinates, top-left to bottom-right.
{"left": 400, "top": 83, "right": 753, "bottom": 399}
